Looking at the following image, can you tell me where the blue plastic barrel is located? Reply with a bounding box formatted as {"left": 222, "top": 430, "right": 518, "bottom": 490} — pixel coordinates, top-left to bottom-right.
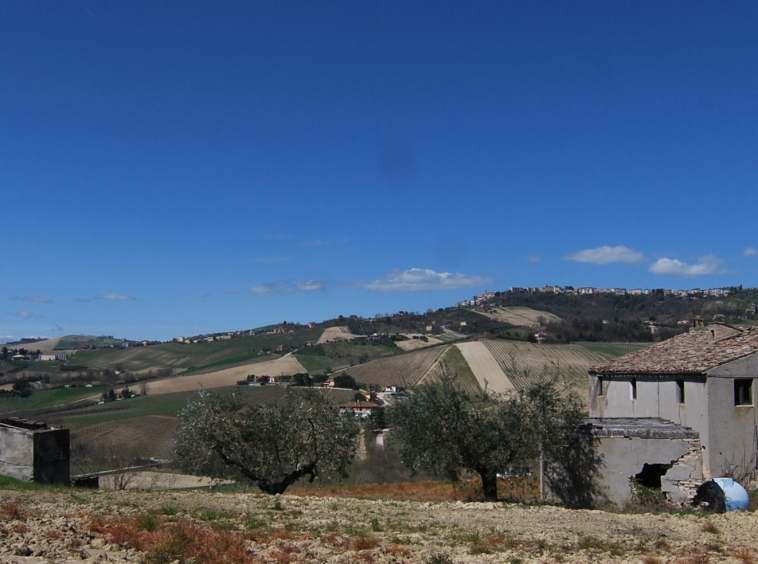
{"left": 714, "top": 477, "right": 750, "bottom": 511}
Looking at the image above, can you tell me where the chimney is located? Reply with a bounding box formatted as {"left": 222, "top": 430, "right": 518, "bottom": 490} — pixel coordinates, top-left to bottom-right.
{"left": 692, "top": 316, "right": 705, "bottom": 328}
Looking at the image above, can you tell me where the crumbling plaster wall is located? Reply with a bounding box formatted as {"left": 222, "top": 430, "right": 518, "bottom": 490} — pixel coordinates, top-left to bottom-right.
{"left": 594, "top": 435, "right": 703, "bottom": 504}
{"left": 0, "top": 424, "right": 35, "bottom": 481}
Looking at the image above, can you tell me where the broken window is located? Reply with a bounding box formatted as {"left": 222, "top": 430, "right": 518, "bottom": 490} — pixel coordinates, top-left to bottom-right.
{"left": 630, "top": 378, "right": 637, "bottom": 400}
{"left": 734, "top": 378, "right": 753, "bottom": 406}
{"left": 676, "top": 379, "right": 685, "bottom": 404}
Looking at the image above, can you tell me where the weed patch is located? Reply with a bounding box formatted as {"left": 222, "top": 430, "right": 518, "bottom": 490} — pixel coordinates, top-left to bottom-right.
{"left": 0, "top": 501, "right": 25, "bottom": 521}
{"left": 734, "top": 547, "right": 757, "bottom": 564}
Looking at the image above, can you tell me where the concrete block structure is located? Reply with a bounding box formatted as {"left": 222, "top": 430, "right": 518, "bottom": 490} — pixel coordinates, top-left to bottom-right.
{"left": 0, "top": 417, "right": 70, "bottom": 485}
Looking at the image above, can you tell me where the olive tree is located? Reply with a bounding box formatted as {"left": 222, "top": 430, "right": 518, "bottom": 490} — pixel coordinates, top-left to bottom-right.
{"left": 388, "top": 373, "right": 584, "bottom": 501}
{"left": 175, "top": 389, "right": 360, "bottom": 494}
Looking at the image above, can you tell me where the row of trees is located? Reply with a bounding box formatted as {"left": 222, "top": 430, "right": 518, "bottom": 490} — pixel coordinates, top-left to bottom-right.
{"left": 174, "top": 372, "right": 589, "bottom": 502}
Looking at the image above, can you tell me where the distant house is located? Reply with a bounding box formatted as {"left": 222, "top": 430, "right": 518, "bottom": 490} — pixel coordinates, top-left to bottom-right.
{"left": 583, "top": 322, "right": 758, "bottom": 504}
{"left": 339, "top": 402, "right": 382, "bottom": 418}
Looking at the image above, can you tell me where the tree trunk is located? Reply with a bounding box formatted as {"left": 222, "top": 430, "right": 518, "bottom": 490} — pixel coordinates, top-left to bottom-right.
{"left": 479, "top": 469, "right": 498, "bottom": 501}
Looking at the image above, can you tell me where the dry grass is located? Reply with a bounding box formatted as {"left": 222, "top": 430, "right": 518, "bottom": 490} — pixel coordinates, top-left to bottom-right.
{"left": 88, "top": 516, "right": 261, "bottom": 564}
{"left": 292, "top": 477, "right": 539, "bottom": 503}
{"left": 0, "top": 500, "right": 25, "bottom": 521}
{"left": 351, "top": 536, "right": 380, "bottom": 551}
{"left": 384, "top": 544, "right": 411, "bottom": 556}
{"left": 734, "top": 547, "right": 757, "bottom": 564}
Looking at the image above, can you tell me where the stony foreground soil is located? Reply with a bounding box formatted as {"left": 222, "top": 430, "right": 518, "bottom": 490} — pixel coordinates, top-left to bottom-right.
{"left": 1, "top": 488, "right": 757, "bottom": 564}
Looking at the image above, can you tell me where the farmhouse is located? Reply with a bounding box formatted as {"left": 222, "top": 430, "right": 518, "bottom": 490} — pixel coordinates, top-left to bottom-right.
{"left": 584, "top": 322, "right": 758, "bottom": 503}
{"left": 339, "top": 401, "right": 382, "bottom": 418}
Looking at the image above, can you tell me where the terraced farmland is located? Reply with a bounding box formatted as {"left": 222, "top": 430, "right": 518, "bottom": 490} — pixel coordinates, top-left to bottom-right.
{"left": 455, "top": 342, "right": 512, "bottom": 394}
{"left": 420, "top": 345, "right": 481, "bottom": 395}
{"left": 339, "top": 346, "right": 446, "bottom": 388}
{"left": 71, "top": 415, "right": 180, "bottom": 462}
{"left": 317, "top": 326, "right": 359, "bottom": 344}
{"left": 574, "top": 341, "right": 652, "bottom": 359}
{"left": 478, "top": 306, "right": 562, "bottom": 327}
{"left": 434, "top": 330, "right": 467, "bottom": 342}
{"left": 482, "top": 340, "right": 608, "bottom": 391}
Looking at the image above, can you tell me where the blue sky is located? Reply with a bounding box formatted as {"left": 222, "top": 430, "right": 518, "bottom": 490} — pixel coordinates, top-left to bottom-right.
{"left": 2, "top": 1, "right": 758, "bottom": 342}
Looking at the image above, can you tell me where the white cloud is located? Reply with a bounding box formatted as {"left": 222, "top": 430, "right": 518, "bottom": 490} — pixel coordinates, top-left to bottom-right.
{"left": 249, "top": 286, "right": 275, "bottom": 296}
{"left": 297, "top": 280, "right": 326, "bottom": 292}
{"left": 11, "top": 296, "right": 52, "bottom": 303}
{"left": 526, "top": 255, "right": 541, "bottom": 263}
{"left": 0, "top": 335, "right": 14, "bottom": 344}
{"left": 563, "top": 245, "right": 645, "bottom": 265}
{"left": 52, "top": 324, "right": 64, "bottom": 332}
{"left": 13, "top": 310, "right": 43, "bottom": 319}
{"left": 250, "top": 280, "right": 323, "bottom": 296}
{"left": 745, "top": 247, "right": 758, "bottom": 257}
{"left": 95, "top": 293, "right": 136, "bottom": 301}
{"left": 649, "top": 255, "right": 726, "bottom": 277}
{"left": 353, "top": 268, "right": 493, "bottom": 293}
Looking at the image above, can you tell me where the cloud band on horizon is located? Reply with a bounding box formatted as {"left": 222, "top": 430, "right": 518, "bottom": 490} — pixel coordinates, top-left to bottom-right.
{"left": 95, "top": 293, "right": 136, "bottom": 301}
{"left": 249, "top": 280, "right": 326, "bottom": 296}
{"left": 563, "top": 245, "right": 645, "bottom": 265}
{"left": 351, "top": 268, "right": 494, "bottom": 293}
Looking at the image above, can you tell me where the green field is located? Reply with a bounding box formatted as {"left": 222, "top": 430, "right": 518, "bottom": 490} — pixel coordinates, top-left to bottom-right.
{"left": 46, "top": 390, "right": 205, "bottom": 430}
{"left": 422, "top": 345, "right": 481, "bottom": 395}
{"left": 55, "top": 335, "right": 123, "bottom": 350}
{"left": 70, "top": 327, "right": 325, "bottom": 372}
{"left": 0, "top": 386, "right": 107, "bottom": 418}
{"left": 295, "top": 339, "right": 400, "bottom": 373}
{"left": 342, "top": 346, "right": 446, "bottom": 388}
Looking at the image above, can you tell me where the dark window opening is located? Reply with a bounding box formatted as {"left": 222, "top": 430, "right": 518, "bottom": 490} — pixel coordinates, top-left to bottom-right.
{"left": 634, "top": 463, "right": 672, "bottom": 489}
{"left": 597, "top": 377, "right": 604, "bottom": 396}
{"left": 630, "top": 378, "right": 637, "bottom": 400}
{"left": 676, "top": 379, "right": 685, "bottom": 404}
{"left": 734, "top": 379, "right": 753, "bottom": 406}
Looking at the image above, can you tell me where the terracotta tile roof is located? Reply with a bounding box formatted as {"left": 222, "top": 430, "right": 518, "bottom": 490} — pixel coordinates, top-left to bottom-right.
{"left": 339, "top": 402, "right": 382, "bottom": 409}
{"left": 590, "top": 325, "right": 758, "bottom": 375}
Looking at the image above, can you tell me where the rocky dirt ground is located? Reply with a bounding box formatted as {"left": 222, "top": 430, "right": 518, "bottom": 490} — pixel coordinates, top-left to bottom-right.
{"left": 1, "top": 487, "right": 757, "bottom": 564}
